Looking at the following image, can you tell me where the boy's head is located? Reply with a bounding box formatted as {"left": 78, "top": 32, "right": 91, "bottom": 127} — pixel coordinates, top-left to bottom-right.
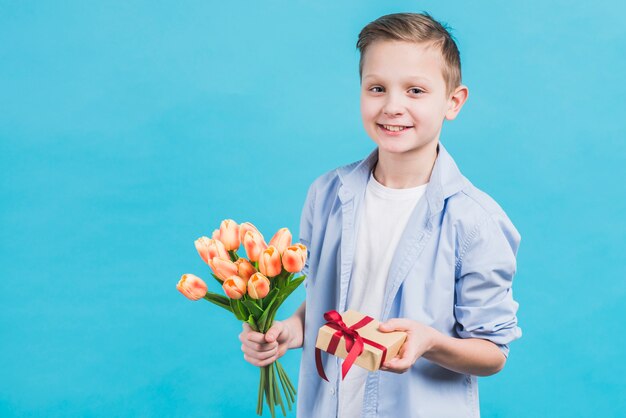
{"left": 356, "top": 13, "right": 468, "bottom": 159}
{"left": 357, "top": 12, "right": 461, "bottom": 97}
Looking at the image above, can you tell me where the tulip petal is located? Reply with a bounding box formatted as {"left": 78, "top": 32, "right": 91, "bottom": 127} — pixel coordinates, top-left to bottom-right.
{"left": 177, "top": 274, "right": 208, "bottom": 301}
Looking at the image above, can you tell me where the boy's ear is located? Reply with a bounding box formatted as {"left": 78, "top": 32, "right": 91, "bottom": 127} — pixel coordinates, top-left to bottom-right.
{"left": 445, "top": 85, "right": 469, "bottom": 121}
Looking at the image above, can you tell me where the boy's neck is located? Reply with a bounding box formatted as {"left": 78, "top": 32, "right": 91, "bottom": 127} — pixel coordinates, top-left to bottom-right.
{"left": 373, "top": 141, "right": 438, "bottom": 189}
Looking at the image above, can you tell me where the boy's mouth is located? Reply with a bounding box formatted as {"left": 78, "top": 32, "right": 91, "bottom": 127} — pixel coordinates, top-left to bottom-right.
{"left": 377, "top": 123, "right": 413, "bottom": 133}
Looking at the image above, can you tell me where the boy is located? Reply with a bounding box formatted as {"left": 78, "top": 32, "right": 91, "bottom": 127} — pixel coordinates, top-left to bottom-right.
{"left": 240, "top": 12, "right": 521, "bottom": 418}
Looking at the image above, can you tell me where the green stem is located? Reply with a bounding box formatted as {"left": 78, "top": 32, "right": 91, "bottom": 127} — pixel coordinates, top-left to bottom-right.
{"left": 257, "top": 366, "right": 264, "bottom": 416}
{"left": 279, "top": 362, "right": 295, "bottom": 401}
{"left": 267, "top": 364, "right": 275, "bottom": 418}
{"left": 276, "top": 361, "right": 296, "bottom": 400}
{"left": 276, "top": 362, "right": 293, "bottom": 410}
{"left": 272, "top": 363, "right": 286, "bottom": 416}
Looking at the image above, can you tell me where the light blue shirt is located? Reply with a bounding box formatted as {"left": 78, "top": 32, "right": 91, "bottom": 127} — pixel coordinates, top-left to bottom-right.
{"left": 296, "top": 143, "right": 522, "bottom": 418}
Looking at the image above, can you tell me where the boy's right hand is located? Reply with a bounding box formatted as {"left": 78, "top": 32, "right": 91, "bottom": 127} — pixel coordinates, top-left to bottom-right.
{"left": 239, "top": 321, "right": 291, "bottom": 367}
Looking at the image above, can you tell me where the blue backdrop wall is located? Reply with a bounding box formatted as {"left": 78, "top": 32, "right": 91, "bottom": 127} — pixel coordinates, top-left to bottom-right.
{"left": 1, "top": 1, "right": 625, "bottom": 417}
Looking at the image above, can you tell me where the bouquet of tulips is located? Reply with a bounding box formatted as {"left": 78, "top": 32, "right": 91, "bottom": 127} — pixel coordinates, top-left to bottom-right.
{"left": 177, "top": 219, "right": 306, "bottom": 417}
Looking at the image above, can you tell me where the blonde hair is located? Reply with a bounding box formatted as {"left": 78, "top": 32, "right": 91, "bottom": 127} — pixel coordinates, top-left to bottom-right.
{"left": 356, "top": 12, "right": 462, "bottom": 96}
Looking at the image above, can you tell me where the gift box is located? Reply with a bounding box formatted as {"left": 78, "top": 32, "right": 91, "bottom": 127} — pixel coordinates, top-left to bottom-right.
{"left": 314, "top": 309, "right": 407, "bottom": 378}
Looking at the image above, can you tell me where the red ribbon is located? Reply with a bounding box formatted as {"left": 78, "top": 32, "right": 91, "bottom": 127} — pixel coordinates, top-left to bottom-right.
{"left": 315, "top": 310, "right": 388, "bottom": 381}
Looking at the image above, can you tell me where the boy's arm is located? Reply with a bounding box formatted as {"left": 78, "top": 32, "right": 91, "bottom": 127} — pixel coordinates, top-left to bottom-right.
{"left": 271, "top": 300, "right": 306, "bottom": 350}
{"left": 381, "top": 212, "right": 521, "bottom": 376}
{"left": 379, "top": 319, "right": 505, "bottom": 376}
{"left": 425, "top": 334, "right": 506, "bottom": 376}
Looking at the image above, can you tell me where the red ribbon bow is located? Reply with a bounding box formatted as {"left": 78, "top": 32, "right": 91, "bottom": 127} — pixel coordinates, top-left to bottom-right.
{"left": 315, "top": 310, "right": 388, "bottom": 381}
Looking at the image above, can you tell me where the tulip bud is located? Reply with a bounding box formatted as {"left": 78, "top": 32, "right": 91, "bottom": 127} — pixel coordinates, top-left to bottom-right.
{"left": 269, "top": 227, "right": 292, "bottom": 254}
{"left": 239, "top": 222, "right": 262, "bottom": 245}
{"left": 247, "top": 272, "right": 271, "bottom": 299}
{"left": 294, "top": 243, "right": 308, "bottom": 264}
{"left": 212, "top": 229, "right": 221, "bottom": 240}
{"left": 243, "top": 230, "right": 268, "bottom": 262}
{"left": 282, "top": 244, "right": 307, "bottom": 273}
{"left": 259, "top": 246, "right": 282, "bottom": 278}
{"left": 195, "top": 237, "right": 229, "bottom": 265}
{"left": 177, "top": 274, "right": 208, "bottom": 301}
{"left": 194, "top": 236, "right": 211, "bottom": 264}
{"left": 209, "top": 257, "right": 239, "bottom": 281}
{"left": 219, "top": 219, "right": 240, "bottom": 251}
{"left": 235, "top": 258, "right": 257, "bottom": 281}
{"left": 223, "top": 275, "right": 247, "bottom": 299}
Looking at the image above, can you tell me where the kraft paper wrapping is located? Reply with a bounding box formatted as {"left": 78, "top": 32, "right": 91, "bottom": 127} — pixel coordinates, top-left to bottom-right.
{"left": 315, "top": 309, "right": 407, "bottom": 372}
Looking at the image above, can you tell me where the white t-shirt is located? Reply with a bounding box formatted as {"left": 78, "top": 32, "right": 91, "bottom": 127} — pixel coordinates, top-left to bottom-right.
{"left": 338, "top": 170, "right": 427, "bottom": 418}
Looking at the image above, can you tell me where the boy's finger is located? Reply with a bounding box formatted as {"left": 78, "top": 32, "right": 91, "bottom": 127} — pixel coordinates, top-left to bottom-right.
{"left": 378, "top": 318, "right": 411, "bottom": 332}
{"left": 241, "top": 330, "right": 267, "bottom": 344}
{"left": 265, "top": 322, "right": 284, "bottom": 343}
{"left": 383, "top": 357, "right": 411, "bottom": 373}
{"left": 243, "top": 344, "right": 278, "bottom": 360}
{"left": 240, "top": 323, "right": 262, "bottom": 342}
{"left": 241, "top": 339, "right": 278, "bottom": 352}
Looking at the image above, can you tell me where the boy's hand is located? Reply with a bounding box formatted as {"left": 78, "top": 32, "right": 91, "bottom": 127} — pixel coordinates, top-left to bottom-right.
{"left": 377, "top": 318, "right": 440, "bottom": 374}
{"left": 239, "top": 321, "right": 291, "bottom": 367}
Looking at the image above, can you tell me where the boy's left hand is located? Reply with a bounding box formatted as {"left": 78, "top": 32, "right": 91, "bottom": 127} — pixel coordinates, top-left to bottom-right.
{"left": 378, "top": 318, "right": 440, "bottom": 374}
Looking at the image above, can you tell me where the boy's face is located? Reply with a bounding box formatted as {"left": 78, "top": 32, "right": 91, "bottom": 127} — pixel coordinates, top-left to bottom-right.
{"left": 360, "top": 40, "right": 466, "bottom": 158}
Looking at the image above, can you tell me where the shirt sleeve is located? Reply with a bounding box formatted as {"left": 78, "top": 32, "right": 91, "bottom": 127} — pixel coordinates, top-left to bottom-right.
{"left": 298, "top": 181, "right": 317, "bottom": 282}
{"left": 454, "top": 213, "right": 522, "bottom": 352}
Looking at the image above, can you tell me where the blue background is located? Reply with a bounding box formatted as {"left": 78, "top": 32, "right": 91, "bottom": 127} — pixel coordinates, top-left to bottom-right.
{"left": 1, "top": 1, "right": 625, "bottom": 417}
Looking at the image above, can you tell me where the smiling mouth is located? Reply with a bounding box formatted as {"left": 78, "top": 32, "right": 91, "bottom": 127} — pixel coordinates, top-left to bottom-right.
{"left": 377, "top": 123, "right": 413, "bottom": 132}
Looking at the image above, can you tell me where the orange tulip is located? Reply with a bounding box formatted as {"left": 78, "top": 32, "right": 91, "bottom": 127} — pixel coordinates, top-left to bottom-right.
{"left": 219, "top": 219, "right": 240, "bottom": 251}
{"left": 269, "top": 227, "right": 292, "bottom": 254}
{"left": 223, "top": 275, "right": 247, "bottom": 299}
{"left": 243, "top": 230, "right": 268, "bottom": 262}
{"left": 209, "top": 257, "right": 239, "bottom": 281}
{"left": 194, "top": 236, "right": 211, "bottom": 264}
{"left": 282, "top": 244, "right": 307, "bottom": 273}
{"left": 235, "top": 258, "right": 257, "bottom": 281}
{"left": 195, "top": 237, "right": 228, "bottom": 264}
{"left": 259, "top": 246, "right": 282, "bottom": 278}
{"left": 239, "top": 222, "right": 262, "bottom": 244}
{"left": 211, "top": 229, "right": 221, "bottom": 240}
{"left": 177, "top": 274, "right": 208, "bottom": 301}
{"left": 248, "top": 273, "right": 271, "bottom": 299}
{"left": 294, "top": 243, "right": 307, "bottom": 264}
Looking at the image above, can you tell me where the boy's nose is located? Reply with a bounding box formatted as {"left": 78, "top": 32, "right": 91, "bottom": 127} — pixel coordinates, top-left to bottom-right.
{"left": 382, "top": 95, "right": 404, "bottom": 116}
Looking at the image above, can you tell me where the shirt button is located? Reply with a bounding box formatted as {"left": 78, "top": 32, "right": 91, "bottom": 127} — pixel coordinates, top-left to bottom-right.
{"left": 330, "top": 388, "right": 336, "bottom": 395}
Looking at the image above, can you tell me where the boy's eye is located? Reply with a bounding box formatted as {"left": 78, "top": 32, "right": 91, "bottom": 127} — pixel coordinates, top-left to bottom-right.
{"left": 409, "top": 88, "right": 424, "bottom": 95}
{"left": 369, "top": 86, "right": 384, "bottom": 93}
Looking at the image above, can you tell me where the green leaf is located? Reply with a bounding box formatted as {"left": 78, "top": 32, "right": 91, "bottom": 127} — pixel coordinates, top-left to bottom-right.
{"left": 236, "top": 299, "right": 250, "bottom": 319}
{"left": 242, "top": 299, "right": 264, "bottom": 318}
{"left": 282, "top": 275, "right": 305, "bottom": 298}
{"left": 203, "top": 291, "right": 233, "bottom": 313}
{"left": 229, "top": 298, "right": 245, "bottom": 321}
{"left": 263, "top": 295, "right": 285, "bottom": 331}
{"left": 274, "top": 270, "right": 291, "bottom": 289}
{"left": 257, "top": 289, "right": 280, "bottom": 332}
{"left": 210, "top": 273, "right": 223, "bottom": 287}
{"left": 247, "top": 314, "right": 259, "bottom": 332}
{"left": 260, "top": 288, "right": 279, "bottom": 313}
